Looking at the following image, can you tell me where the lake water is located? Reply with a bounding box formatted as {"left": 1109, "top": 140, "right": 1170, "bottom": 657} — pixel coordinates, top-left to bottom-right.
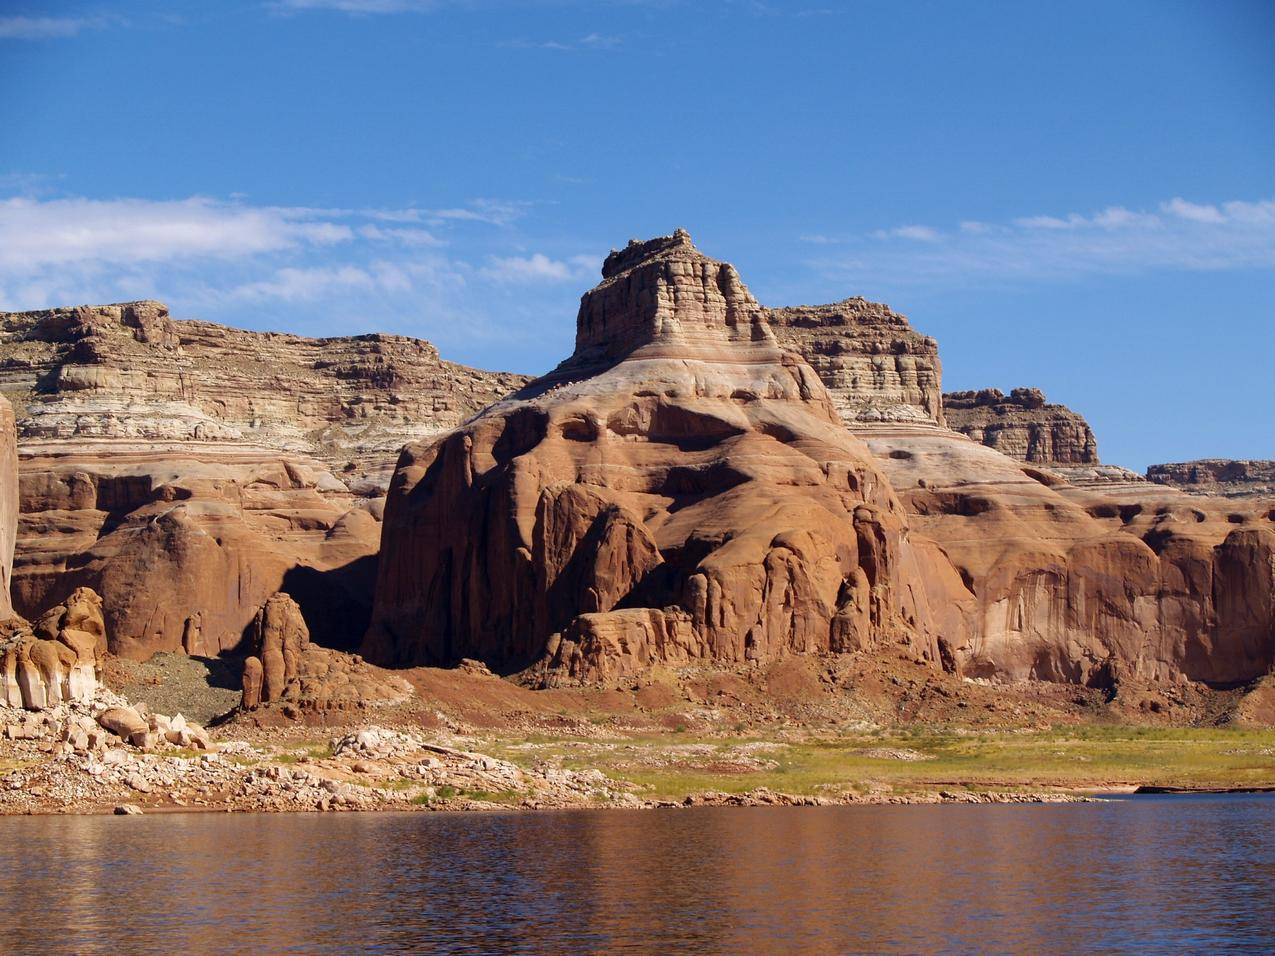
{"left": 1, "top": 795, "right": 1273, "bottom": 954}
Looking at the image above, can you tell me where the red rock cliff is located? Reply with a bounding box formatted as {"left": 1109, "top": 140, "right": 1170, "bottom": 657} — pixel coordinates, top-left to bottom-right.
{"left": 365, "top": 231, "right": 954, "bottom": 681}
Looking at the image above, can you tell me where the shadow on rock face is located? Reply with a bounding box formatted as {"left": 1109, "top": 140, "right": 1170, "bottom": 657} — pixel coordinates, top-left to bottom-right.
{"left": 281, "top": 555, "right": 379, "bottom": 653}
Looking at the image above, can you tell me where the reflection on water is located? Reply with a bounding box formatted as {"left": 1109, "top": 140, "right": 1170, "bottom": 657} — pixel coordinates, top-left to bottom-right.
{"left": 1, "top": 796, "right": 1273, "bottom": 954}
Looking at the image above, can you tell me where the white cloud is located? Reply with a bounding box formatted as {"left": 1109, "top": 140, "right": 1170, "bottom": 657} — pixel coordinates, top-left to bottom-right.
{"left": 0, "top": 188, "right": 593, "bottom": 375}
{"left": 480, "top": 253, "right": 595, "bottom": 283}
{"left": 226, "top": 265, "right": 382, "bottom": 302}
{"left": 272, "top": 0, "right": 443, "bottom": 12}
{"left": 1163, "top": 197, "right": 1225, "bottom": 224}
{"left": 427, "top": 198, "right": 533, "bottom": 226}
{"left": 873, "top": 224, "right": 940, "bottom": 242}
{"left": 0, "top": 16, "right": 105, "bottom": 39}
{"left": 356, "top": 223, "right": 443, "bottom": 245}
{"left": 817, "top": 197, "right": 1275, "bottom": 287}
{"left": 0, "top": 197, "right": 351, "bottom": 272}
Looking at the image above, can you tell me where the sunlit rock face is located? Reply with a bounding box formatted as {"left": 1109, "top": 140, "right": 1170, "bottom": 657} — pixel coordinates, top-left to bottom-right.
{"left": 943, "top": 387, "right": 1098, "bottom": 465}
{"left": 0, "top": 300, "right": 528, "bottom": 661}
{"left": 0, "top": 397, "right": 15, "bottom": 622}
{"left": 766, "top": 298, "right": 945, "bottom": 429}
{"left": 0, "top": 587, "right": 106, "bottom": 711}
{"left": 862, "top": 424, "right": 1275, "bottom": 687}
{"left": 366, "top": 231, "right": 952, "bottom": 680}
{"left": 1148, "top": 460, "right": 1275, "bottom": 499}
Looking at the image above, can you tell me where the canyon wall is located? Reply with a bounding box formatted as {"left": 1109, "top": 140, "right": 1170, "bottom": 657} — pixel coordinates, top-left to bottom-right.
{"left": 1148, "top": 460, "right": 1275, "bottom": 499}
{"left": 0, "top": 397, "right": 14, "bottom": 620}
{"left": 0, "top": 301, "right": 526, "bottom": 659}
{"left": 0, "top": 301, "right": 527, "bottom": 490}
{"left": 4, "top": 240, "right": 1271, "bottom": 692}
{"left": 943, "top": 387, "right": 1098, "bottom": 465}
{"left": 863, "top": 424, "right": 1274, "bottom": 687}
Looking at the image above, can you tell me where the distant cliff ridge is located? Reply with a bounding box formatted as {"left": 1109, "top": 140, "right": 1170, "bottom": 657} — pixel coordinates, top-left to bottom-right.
{"left": 1148, "top": 460, "right": 1275, "bottom": 499}
{"left": 0, "top": 300, "right": 528, "bottom": 490}
{"left": 767, "top": 298, "right": 944, "bottom": 428}
{"left": 943, "top": 386, "right": 1099, "bottom": 465}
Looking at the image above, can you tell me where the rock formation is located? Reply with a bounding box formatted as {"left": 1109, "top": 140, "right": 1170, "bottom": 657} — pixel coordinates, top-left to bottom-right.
{"left": 14, "top": 444, "right": 383, "bottom": 660}
{"left": 0, "top": 301, "right": 527, "bottom": 661}
{"left": 242, "top": 593, "right": 311, "bottom": 708}
{"left": 3, "top": 235, "right": 1271, "bottom": 701}
{"left": 767, "top": 298, "right": 944, "bottom": 427}
{"left": 1, "top": 587, "right": 107, "bottom": 709}
{"left": 242, "top": 592, "right": 411, "bottom": 711}
{"left": 1148, "top": 460, "right": 1275, "bottom": 499}
{"left": 366, "top": 230, "right": 955, "bottom": 682}
{"left": 367, "top": 230, "right": 1275, "bottom": 692}
{"left": 862, "top": 424, "right": 1274, "bottom": 686}
{"left": 942, "top": 387, "right": 1098, "bottom": 465}
{"left": 0, "top": 397, "right": 15, "bottom": 621}
{"left": 0, "top": 300, "right": 527, "bottom": 489}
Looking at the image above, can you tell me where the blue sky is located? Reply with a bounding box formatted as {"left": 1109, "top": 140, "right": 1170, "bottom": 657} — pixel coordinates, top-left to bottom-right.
{"left": 1, "top": 0, "right": 1272, "bottom": 470}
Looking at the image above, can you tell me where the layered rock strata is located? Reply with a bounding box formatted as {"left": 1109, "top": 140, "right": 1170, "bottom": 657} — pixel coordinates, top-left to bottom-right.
{"left": 367, "top": 231, "right": 956, "bottom": 682}
{"left": 0, "top": 301, "right": 527, "bottom": 489}
{"left": 1148, "top": 460, "right": 1275, "bottom": 499}
{"left": 369, "top": 231, "right": 1274, "bottom": 691}
{"left": 767, "top": 298, "right": 944, "bottom": 428}
{"left": 943, "top": 387, "right": 1098, "bottom": 465}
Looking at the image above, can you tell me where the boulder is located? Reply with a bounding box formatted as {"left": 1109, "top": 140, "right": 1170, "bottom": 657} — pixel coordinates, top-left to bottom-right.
{"left": 240, "top": 592, "right": 411, "bottom": 712}
{"left": 98, "top": 706, "right": 151, "bottom": 747}
{"left": 242, "top": 593, "right": 310, "bottom": 707}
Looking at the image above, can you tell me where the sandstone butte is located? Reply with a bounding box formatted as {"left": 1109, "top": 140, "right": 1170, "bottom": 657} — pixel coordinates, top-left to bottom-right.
{"left": 367, "top": 230, "right": 1275, "bottom": 690}
{"left": 0, "top": 230, "right": 1272, "bottom": 714}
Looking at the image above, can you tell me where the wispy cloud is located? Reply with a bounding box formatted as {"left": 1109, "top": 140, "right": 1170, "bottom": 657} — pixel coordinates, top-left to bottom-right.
{"left": 0, "top": 15, "right": 108, "bottom": 39}
{"left": 0, "top": 189, "right": 596, "bottom": 373}
{"left": 871, "top": 224, "right": 940, "bottom": 242}
{"left": 0, "top": 197, "right": 352, "bottom": 272}
{"left": 426, "top": 198, "right": 534, "bottom": 226}
{"left": 814, "top": 197, "right": 1275, "bottom": 287}
{"left": 502, "top": 32, "right": 622, "bottom": 51}
{"left": 271, "top": 0, "right": 444, "bottom": 12}
{"left": 480, "top": 253, "right": 595, "bottom": 283}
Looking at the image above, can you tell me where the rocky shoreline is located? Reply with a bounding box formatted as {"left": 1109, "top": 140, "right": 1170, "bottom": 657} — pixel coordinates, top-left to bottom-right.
{"left": 2, "top": 698, "right": 1095, "bottom": 816}
{"left": 21, "top": 677, "right": 1253, "bottom": 817}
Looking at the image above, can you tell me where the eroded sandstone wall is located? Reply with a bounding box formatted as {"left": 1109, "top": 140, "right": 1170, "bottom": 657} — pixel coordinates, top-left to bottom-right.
{"left": 366, "top": 232, "right": 952, "bottom": 681}
{"left": 370, "top": 233, "right": 1273, "bottom": 691}
{"left": 0, "top": 301, "right": 526, "bottom": 660}
{"left": 0, "top": 396, "right": 15, "bottom": 620}
{"left": 942, "top": 387, "right": 1098, "bottom": 465}
{"left": 862, "top": 424, "right": 1275, "bottom": 687}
